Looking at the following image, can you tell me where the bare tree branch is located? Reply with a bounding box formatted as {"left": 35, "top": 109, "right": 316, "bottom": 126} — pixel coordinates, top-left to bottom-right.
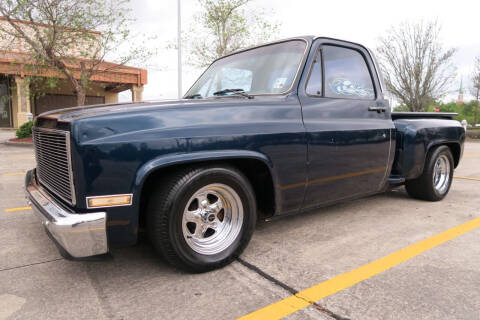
{"left": 181, "top": 0, "right": 280, "bottom": 68}
{"left": 376, "top": 20, "right": 456, "bottom": 112}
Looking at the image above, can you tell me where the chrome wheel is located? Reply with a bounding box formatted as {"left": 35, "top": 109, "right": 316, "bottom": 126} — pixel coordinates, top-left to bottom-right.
{"left": 182, "top": 183, "right": 244, "bottom": 255}
{"left": 433, "top": 154, "right": 451, "bottom": 194}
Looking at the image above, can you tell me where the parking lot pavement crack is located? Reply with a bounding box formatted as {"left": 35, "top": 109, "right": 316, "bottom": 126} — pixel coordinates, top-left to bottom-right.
{"left": 237, "top": 257, "right": 297, "bottom": 295}
{"left": 237, "top": 258, "right": 350, "bottom": 320}
{"left": 84, "top": 264, "right": 116, "bottom": 320}
{"left": 0, "top": 258, "right": 63, "bottom": 272}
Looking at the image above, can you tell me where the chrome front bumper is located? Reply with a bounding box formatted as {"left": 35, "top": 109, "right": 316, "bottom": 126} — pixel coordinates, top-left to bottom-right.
{"left": 25, "top": 169, "right": 108, "bottom": 258}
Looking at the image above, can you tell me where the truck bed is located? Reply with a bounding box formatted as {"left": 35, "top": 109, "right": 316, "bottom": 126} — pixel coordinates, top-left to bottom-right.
{"left": 392, "top": 112, "right": 458, "bottom": 120}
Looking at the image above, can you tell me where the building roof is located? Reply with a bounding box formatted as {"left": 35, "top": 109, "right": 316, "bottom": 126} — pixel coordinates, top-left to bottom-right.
{"left": 0, "top": 50, "right": 147, "bottom": 89}
{"left": 0, "top": 17, "right": 146, "bottom": 89}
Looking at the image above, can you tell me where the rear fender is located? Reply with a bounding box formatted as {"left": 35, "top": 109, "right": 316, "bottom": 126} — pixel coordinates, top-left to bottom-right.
{"left": 392, "top": 119, "right": 465, "bottom": 180}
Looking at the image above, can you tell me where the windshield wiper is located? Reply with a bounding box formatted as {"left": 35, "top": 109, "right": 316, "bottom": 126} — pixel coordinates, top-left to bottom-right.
{"left": 184, "top": 94, "right": 203, "bottom": 99}
{"left": 213, "top": 88, "right": 253, "bottom": 99}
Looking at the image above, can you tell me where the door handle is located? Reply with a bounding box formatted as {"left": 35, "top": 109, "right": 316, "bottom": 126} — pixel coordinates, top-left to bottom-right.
{"left": 368, "top": 106, "right": 386, "bottom": 113}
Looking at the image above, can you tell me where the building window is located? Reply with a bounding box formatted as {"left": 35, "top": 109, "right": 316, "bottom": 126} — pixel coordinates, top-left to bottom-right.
{"left": 0, "top": 76, "right": 12, "bottom": 127}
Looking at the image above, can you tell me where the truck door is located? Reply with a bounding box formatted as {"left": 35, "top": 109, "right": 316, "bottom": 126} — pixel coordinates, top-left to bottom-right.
{"left": 298, "top": 39, "right": 394, "bottom": 209}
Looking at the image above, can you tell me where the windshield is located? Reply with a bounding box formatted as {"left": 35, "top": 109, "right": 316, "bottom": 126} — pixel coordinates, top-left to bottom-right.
{"left": 185, "top": 40, "right": 306, "bottom": 98}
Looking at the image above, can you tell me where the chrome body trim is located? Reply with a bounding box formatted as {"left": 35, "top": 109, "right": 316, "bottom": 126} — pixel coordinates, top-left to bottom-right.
{"left": 86, "top": 193, "right": 133, "bottom": 209}
{"left": 366, "top": 47, "right": 385, "bottom": 94}
{"left": 32, "top": 127, "right": 76, "bottom": 205}
{"left": 65, "top": 130, "right": 77, "bottom": 205}
{"left": 25, "top": 169, "right": 108, "bottom": 258}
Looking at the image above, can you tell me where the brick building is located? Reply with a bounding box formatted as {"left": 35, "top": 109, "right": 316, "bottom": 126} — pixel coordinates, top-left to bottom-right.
{"left": 0, "top": 18, "right": 147, "bottom": 128}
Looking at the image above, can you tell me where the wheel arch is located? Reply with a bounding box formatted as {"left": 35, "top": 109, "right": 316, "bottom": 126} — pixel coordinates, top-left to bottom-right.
{"left": 133, "top": 151, "right": 278, "bottom": 228}
{"left": 426, "top": 141, "right": 462, "bottom": 168}
{"left": 411, "top": 141, "right": 462, "bottom": 180}
{"left": 402, "top": 139, "right": 463, "bottom": 181}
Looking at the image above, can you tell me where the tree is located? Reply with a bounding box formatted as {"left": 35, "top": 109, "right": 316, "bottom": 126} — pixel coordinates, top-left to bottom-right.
{"left": 471, "top": 56, "right": 480, "bottom": 125}
{"left": 427, "top": 101, "right": 476, "bottom": 124}
{"left": 0, "top": 0, "right": 149, "bottom": 106}
{"left": 185, "top": 0, "right": 280, "bottom": 67}
{"left": 376, "top": 21, "right": 456, "bottom": 112}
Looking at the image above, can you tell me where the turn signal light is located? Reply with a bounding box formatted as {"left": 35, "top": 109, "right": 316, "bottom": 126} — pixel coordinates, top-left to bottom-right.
{"left": 87, "top": 194, "right": 132, "bottom": 208}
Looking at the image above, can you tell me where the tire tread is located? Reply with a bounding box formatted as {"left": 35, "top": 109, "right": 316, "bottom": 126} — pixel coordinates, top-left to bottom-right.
{"left": 146, "top": 165, "right": 255, "bottom": 272}
{"left": 405, "top": 146, "right": 453, "bottom": 201}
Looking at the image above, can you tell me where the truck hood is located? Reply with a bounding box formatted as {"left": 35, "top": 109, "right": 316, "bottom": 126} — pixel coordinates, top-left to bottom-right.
{"left": 37, "top": 99, "right": 206, "bottom": 122}
{"left": 35, "top": 96, "right": 295, "bottom": 144}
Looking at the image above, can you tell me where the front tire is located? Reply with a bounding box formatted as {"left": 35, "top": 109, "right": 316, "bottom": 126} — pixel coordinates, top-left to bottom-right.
{"left": 405, "top": 145, "right": 454, "bottom": 201}
{"left": 147, "top": 165, "right": 256, "bottom": 272}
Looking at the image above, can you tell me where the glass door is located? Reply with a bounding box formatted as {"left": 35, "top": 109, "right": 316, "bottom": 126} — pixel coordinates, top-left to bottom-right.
{"left": 0, "top": 77, "right": 12, "bottom": 127}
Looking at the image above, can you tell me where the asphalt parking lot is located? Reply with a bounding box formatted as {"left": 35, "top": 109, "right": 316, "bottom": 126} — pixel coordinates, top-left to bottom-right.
{"left": 1, "top": 130, "right": 480, "bottom": 320}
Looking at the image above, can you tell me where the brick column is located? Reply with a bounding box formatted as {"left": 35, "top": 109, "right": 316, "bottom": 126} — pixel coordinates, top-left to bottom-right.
{"left": 14, "top": 76, "right": 31, "bottom": 127}
{"left": 131, "top": 85, "right": 143, "bottom": 102}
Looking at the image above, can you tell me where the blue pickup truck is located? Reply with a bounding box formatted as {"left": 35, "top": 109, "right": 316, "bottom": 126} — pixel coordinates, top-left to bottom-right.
{"left": 26, "top": 36, "right": 465, "bottom": 272}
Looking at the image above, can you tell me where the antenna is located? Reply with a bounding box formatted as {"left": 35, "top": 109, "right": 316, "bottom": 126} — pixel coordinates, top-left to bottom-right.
{"left": 177, "top": 0, "right": 182, "bottom": 99}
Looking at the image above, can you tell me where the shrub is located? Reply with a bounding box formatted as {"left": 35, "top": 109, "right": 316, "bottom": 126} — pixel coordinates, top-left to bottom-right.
{"left": 16, "top": 121, "right": 33, "bottom": 139}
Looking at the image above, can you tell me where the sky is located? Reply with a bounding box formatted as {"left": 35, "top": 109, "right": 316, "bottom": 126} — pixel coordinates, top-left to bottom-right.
{"left": 119, "top": 0, "right": 480, "bottom": 103}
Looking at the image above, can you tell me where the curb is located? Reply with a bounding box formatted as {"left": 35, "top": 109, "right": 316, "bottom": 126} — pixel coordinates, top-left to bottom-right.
{"left": 4, "top": 140, "right": 34, "bottom": 148}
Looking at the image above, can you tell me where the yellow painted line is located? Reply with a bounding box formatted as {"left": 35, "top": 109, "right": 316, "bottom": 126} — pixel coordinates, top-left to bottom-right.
{"left": 241, "top": 296, "right": 310, "bottom": 320}
{"left": 463, "top": 152, "right": 480, "bottom": 158}
{"left": 4, "top": 206, "right": 32, "bottom": 213}
{"left": 2, "top": 172, "right": 25, "bottom": 176}
{"left": 454, "top": 176, "right": 480, "bottom": 181}
{"left": 239, "top": 216, "right": 480, "bottom": 320}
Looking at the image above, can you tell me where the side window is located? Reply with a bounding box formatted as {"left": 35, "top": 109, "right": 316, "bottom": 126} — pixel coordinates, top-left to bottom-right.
{"left": 306, "top": 50, "right": 322, "bottom": 95}
{"left": 323, "top": 45, "right": 375, "bottom": 100}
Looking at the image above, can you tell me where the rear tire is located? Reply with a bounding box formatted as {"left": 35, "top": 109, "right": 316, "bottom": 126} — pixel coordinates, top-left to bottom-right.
{"left": 405, "top": 146, "right": 454, "bottom": 201}
{"left": 147, "top": 165, "right": 256, "bottom": 272}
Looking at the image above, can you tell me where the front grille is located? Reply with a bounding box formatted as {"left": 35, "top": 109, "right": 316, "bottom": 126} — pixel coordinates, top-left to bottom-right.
{"left": 33, "top": 127, "right": 76, "bottom": 205}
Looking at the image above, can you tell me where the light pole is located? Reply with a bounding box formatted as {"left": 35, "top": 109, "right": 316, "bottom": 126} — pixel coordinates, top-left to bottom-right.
{"left": 177, "top": 0, "right": 182, "bottom": 99}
